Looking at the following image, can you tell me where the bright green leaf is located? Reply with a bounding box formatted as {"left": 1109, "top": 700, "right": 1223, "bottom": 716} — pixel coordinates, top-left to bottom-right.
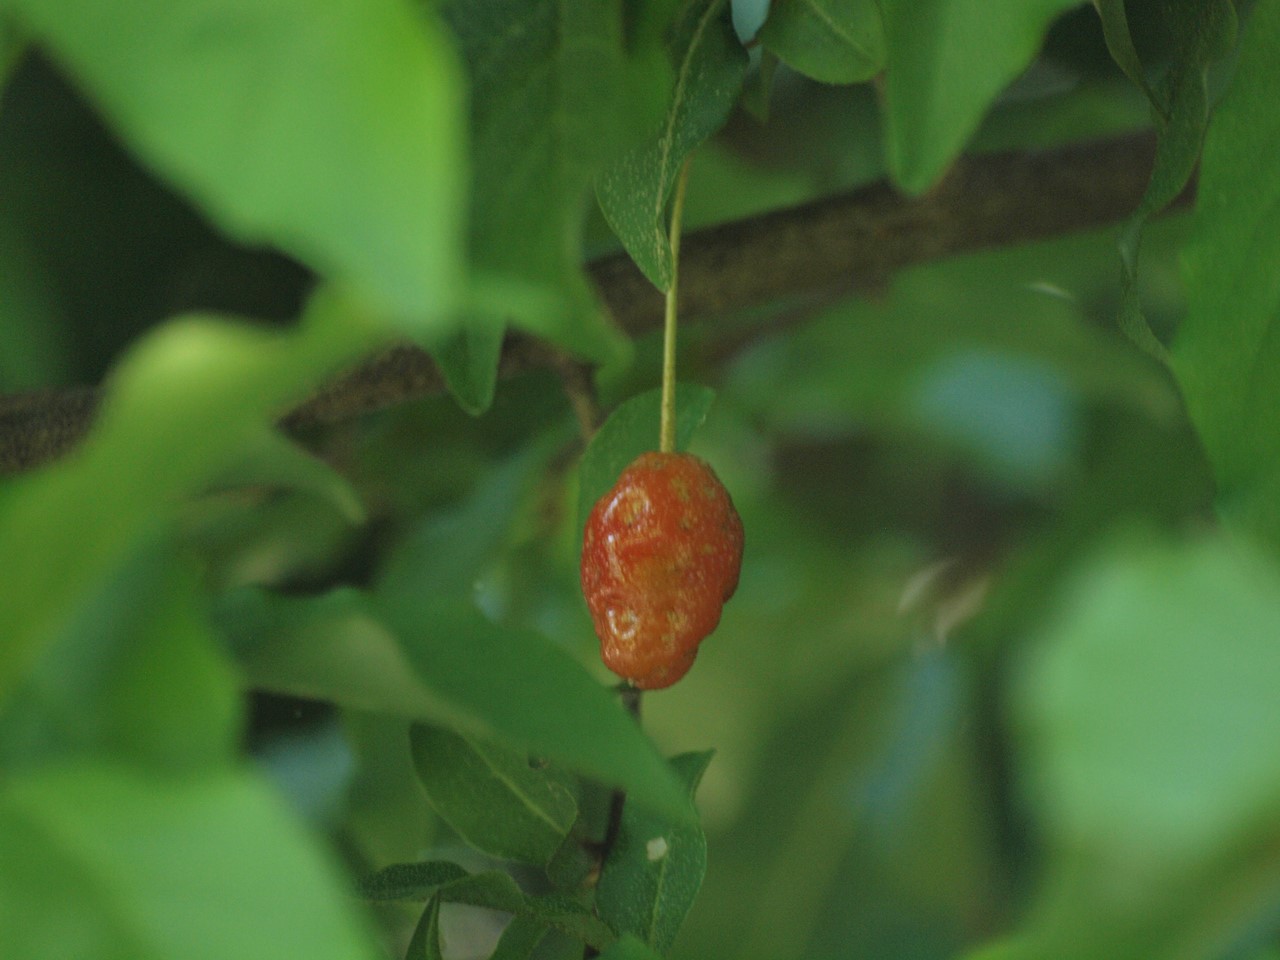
{"left": 409, "top": 723, "right": 578, "bottom": 866}
{"left": 355, "top": 860, "right": 469, "bottom": 901}
{"left": 0, "top": 762, "right": 379, "bottom": 960}
{"left": 1172, "top": 0, "right": 1280, "bottom": 549}
{"left": 443, "top": 0, "right": 634, "bottom": 364}
{"left": 1015, "top": 534, "right": 1280, "bottom": 956}
{"left": 758, "top": 0, "right": 885, "bottom": 85}
{"left": 6, "top": 0, "right": 464, "bottom": 327}
{"left": 879, "top": 0, "right": 1083, "bottom": 193}
{"left": 596, "top": 0, "right": 748, "bottom": 290}
{"left": 0, "top": 545, "right": 239, "bottom": 772}
{"left": 596, "top": 751, "right": 713, "bottom": 953}
{"left": 0, "top": 290, "right": 373, "bottom": 707}
{"left": 577, "top": 383, "right": 715, "bottom": 534}
{"left": 224, "top": 588, "right": 696, "bottom": 825}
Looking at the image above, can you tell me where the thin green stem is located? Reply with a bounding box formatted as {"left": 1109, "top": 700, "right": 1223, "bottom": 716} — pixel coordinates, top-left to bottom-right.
{"left": 659, "top": 157, "right": 693, "bottom": 454}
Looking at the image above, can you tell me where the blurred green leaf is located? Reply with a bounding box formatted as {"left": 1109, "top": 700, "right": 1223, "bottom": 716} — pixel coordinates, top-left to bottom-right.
{"left": 879, "top": 0, "right": 1083, "bottom": 193}
{"left": 596, "top": 933, "right": 666, "bottom": 960}
{"left": 490, "top": 916, "right": 549, "bottom": 960}
{"left": 406, "top": 894, "right": 446, "bottom": 960}
{"left": 0, "top": 761, "right": 379, "bottom": 960}
{"left": 576, "top": 384, "right": 715, "bottom": 534}
{"left": 224, "top": 588, "right": 696, "bottom": 825}
{"left": 0, "top": 211, "right": 65, "bottom": 391}
{"left": 409, "top": 723, "right": 578, "bottom": 866}
{"left": 1092, "top": 0, "right": 1158, "bottom": 107}
{"left": 443, "top": 0, "right": 635, "bottom": 365}
{"left": 0, "top": 290, "right": 373, "bottom": 707}
{"left": 208, "top": 428, "right": 365, "bottom": 525}
{"left": 1172, "top": 0, "right": 1280, "bottom": 550}
{"left": 596, "top": 0, "right": 748, "bottom": 290}
{"left": 432, "top": 316, "right": 505, "bottom": 416}
{"left": 1110, "top": 0, "right": 1236, "bottom": 358}
{"left": 758, "top": 0, "right": 885, "bottom": 85}
{"left": 0, "top": 545, "right": 239, "bottom": 772}
{"left": 6, "top": 0, "right": 464, "bottom": 327}
{"left": 355, "top": 860, "right": 469, "bottom": 901}
{"left": 597, "top": 751, "right": 712, "bottom": 954}
{"left": 1014, "top": 533, "right": 1280, "bottom": 956}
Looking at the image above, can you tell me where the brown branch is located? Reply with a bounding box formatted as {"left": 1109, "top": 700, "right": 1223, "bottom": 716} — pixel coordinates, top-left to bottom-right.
{"left": 0, "top": 133, "right": 1165, "bottom": 474}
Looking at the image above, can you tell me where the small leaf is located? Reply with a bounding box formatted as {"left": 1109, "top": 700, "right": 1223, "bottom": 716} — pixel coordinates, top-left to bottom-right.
{"left": 595, "top": 933, "right": 668, "bottom": 960}
{"left": 432, "top": 316, "right": 505, "bottom": 416}
{"left": 1171, "top": 0, "right": 1280, "bottom": 550}
{"left": 406, "top": 895, "right": 446, "bottom": 960}
{"left": 489, "top": 916, "right": 549, "bottom": 960}
{"left": 1092, "top": 0, "right": 1159, "bottom": 109}
{"left": 758, "top": 0, "right": 885, "bottom": 85}
{"left": 409, "top": 724, "right": 578, "bottom": 866}
{"left": 436, "top": 871, "right": 529, "bottom": 914}
{"left": 0, "top": 762, "right": 380, "bottom": 960}
{"left": 878, "top": 0, "right": 1083, "bottom": 193}
{"left": 6, "top": 0, "right": 464, "bottom": 326}
{"left": 577, "top": 384, "right": 715, "bottom": 534}
{"left": 355, "top": 860, "right": 469, "bottom": 901}
{"left": 596, "top": 0, "right": 749, "bottom": 290}
{"left": 596, "top": 751, "right": 713, "bottom": 953}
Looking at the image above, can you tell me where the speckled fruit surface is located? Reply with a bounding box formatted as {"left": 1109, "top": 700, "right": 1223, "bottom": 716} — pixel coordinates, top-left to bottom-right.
{"left": 581, "top": 451, "right": 744, "bottom": 689}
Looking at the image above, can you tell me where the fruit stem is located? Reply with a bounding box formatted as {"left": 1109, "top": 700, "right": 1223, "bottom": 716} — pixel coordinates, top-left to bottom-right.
{"left": 659, "top": 157, "right": 693, "bottom": 454}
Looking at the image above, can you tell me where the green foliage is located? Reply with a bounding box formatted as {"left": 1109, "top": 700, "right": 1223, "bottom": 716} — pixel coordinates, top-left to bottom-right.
{"left": 757, "top": 0, "right": 885, "bottom": 85}
{"left": 596, "top": 0, "right": 748, "bottom": 290}
{"left": 2, "top": 1, "right": 1280, "bottom": 958}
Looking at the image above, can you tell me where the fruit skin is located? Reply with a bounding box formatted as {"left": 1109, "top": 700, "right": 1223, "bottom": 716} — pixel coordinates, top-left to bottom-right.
{"left": 581, "top": 451, "right": 744, "bottom": 690}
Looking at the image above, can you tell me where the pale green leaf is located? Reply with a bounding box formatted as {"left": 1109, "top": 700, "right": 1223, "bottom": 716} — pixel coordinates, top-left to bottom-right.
{"left": 6, "top": 0, "right": 464, "bottom": 326}
{"left": 596, "top": 0, "right": 748, "bottom": 290}
{"left": 758, "top": 0, "right": 885, "bottom": 85}
{"left": 0, "top": 762, "right": 379, "bottom": 960}
{"left": 879, "top": 0, "right": 1083, "bottom": 193}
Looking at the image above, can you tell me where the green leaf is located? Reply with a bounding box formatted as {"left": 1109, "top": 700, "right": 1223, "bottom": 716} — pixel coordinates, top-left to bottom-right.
{"left": 224, "top": 588, "right": 696, "bottom": 825}
{"left": 208, "top": 428, "right": 365, "bottom": 524}
{"left": 576, "top": 383, "right": 715, "bottom": 534}
{"left": 757, "top": 0, "right": 885, "bottom": 85}
{"left": 1014, "top": 534, "right": 1280, "bottom": 956}
{"left": 596, "top": 0, "right": 749, "bottom": 290}
{"left": 435, "top": 872, "right": 615, "bottom": 950}
{"left": 0, "top": 290, "right": 373, "bottom": 707}
{"left": 355, "top": 860, "right": 469, "bottom": 901}
{"left": 1171, "top": 0, "right": 1280, "bottom": 549}
{"left": 1109, "top": 0, "right": 1236, "bottom": 358}
{"left": 595, "top": 932, "right": 668, "bottom": 960}
{"left": 596, "top": 751, "right": 713, "bottom": 953}
{"left": 406, "top": 895, "right": 446, "bottom": 960}
{"left": 432, "top": 316, "right": 505, "bottom": 416}
{"left": 5, "top": 0, "right": 464, "bottom": 327}
{"left": 0, "top": 545, "right": 239, "bottom": 772}
{"left": 489, "top": 916, "right": 550, "bottom": 960}
{"left": 878, "top": 0, "right": 1083, "bottom": 193}
{"left": 1091, "top": 0, "right": 1159, "bottom": 108}
{"left": 409, "top": 724, "right": 578, "bottom": 866}
{"left": 0, "top": 762, "right": 379, "bottom": 960}
{"left": 443, "top": 0, "right": 634, "bottom": 364}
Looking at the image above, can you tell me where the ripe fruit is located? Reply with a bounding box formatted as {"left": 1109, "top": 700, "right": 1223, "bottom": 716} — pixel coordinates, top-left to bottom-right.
{"left": 581, "top": 451, "right": 744, "bottom": 690}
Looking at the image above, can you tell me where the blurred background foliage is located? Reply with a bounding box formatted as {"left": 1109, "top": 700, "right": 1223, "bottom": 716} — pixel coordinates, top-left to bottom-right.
{"left": 2, "top": 1, "right": 1280, "bottom": 959}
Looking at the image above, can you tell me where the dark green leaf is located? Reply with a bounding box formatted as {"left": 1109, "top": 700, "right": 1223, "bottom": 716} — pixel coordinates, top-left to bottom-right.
{"left": 1092, "top": 0, "right": 1159, "bottom": 108}
{"left": 878, "top": 0, "right": 1083, "bottom": 193}
{"left": 1171, "top": 0, "right": 1280, "bottom": 549}
{"left": 0, "top": 290, "right": 374, "bottom": 707}
{"left": 489, "top": 916, "right": 549, "bottom": 960}
{"left": 355, "top": 860, "right": 469, "bottom": 902}
{"left": 1014, "top": 534, "right": 1280, "bottom": 956}
{"left": 443, "top": 0, "right": 634, "bottom": 364}
{"left": 0, "top": 762, "right": 380, "bottom": 960}
{"left": 525, "top": 894, "right": 617, "bottom": 951}
{"left": 596, "top": 0, "right": 749, "bottom": 290}
{"left": 432, "top": 316, "right": 505, "bottom": 416}
{"left": 595, "top": 933, "right": 667, "bottom": 960}
{"left": 758, "top": 0, "right": 885, "bottom": 85}
{"left": 596, "top": 751, "right": 713, "bottom": 953}
{"left": 409, "top": 724, "right": 578, "bottom": 866}
{"left": 208, "top": 428, "right": 365, "bottom": 524}
{"left": 0, "top": 545, "right": 239, "bottom": 772}
{"left": 576, "top": 383, "right": 715, "bottom": 534}
{"left": 406, "top": 895, "right": 446, "bottom": 960}
{"left": 225, "top": 589, "right": 696, "bottom": 825}
{"left": 438, "top": 870, "right": 529, "bottom": 913}
{"left": 437, "top": 873, "right": 615, "bottom": 950}
{"left": 6, "top": 0, "right": 464, "bottom": 326}
{"left": 1110, "top": 0, "right": 1236, "bottom": 358}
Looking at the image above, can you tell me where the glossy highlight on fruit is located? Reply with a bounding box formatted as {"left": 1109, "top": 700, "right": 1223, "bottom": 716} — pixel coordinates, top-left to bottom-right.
{"left": 581, "top": 451, "right": 744, "bottom": 689}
